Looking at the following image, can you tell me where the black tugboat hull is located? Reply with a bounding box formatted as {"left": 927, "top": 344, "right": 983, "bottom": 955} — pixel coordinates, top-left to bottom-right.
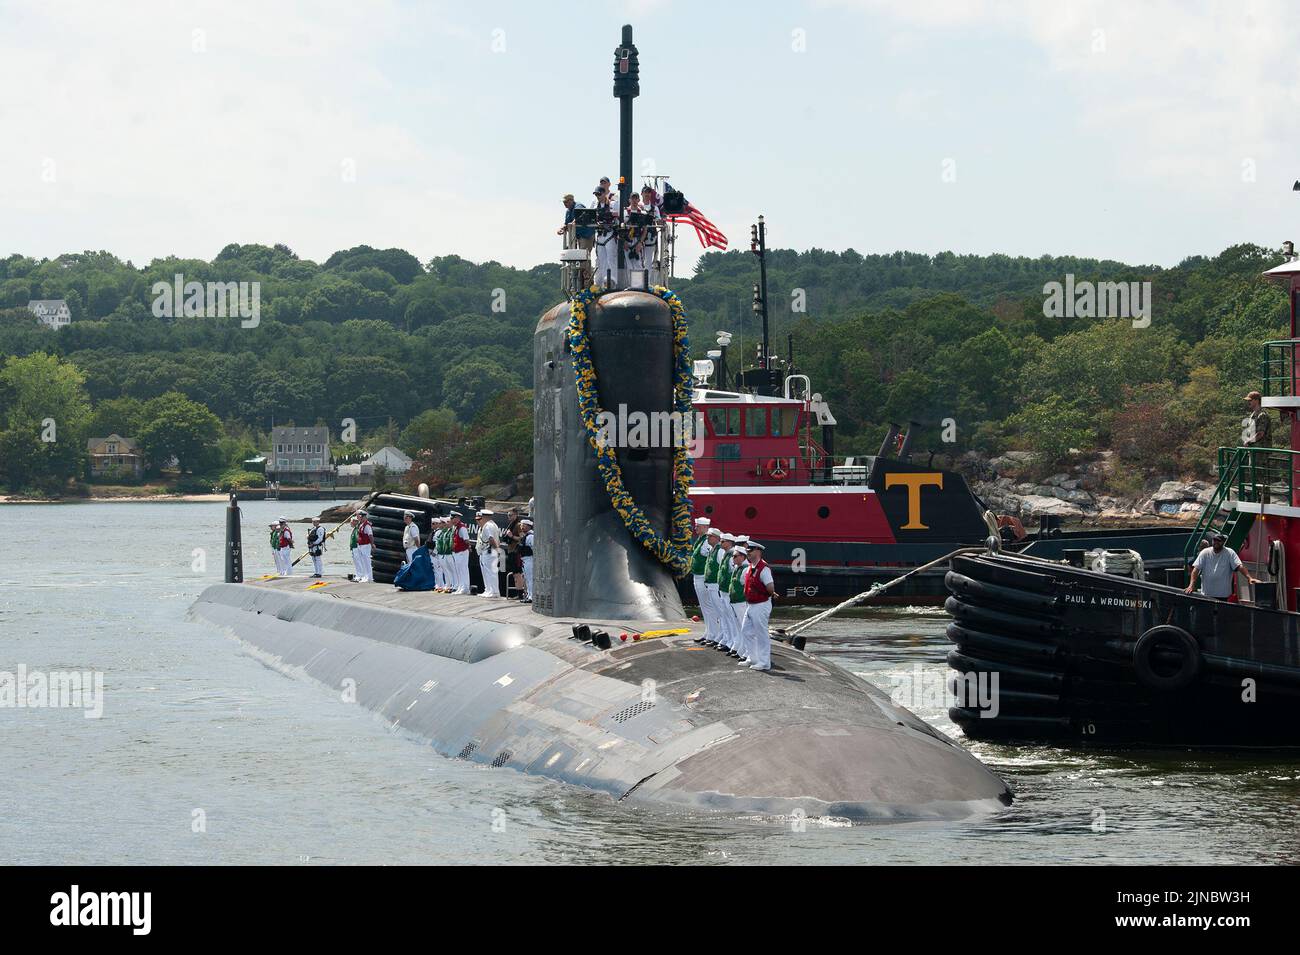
{"left": 944, "top": 552, "right": 1300, "bottom": 747}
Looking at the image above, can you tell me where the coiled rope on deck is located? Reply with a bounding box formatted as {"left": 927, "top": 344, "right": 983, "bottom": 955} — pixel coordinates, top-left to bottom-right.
{"left": 568, "top": 284, "right": 694, "bottom": 576}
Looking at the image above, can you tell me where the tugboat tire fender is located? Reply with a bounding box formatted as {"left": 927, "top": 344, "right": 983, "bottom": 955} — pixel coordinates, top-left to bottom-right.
{"left": 1132, "top": 625, "right": 1201, "bottom": 691}
{"left": 945, "top": 571, "right": 1062, "bottom": 615}
{"left": 946, "top": 622, "right": 1061, "bottom": 662}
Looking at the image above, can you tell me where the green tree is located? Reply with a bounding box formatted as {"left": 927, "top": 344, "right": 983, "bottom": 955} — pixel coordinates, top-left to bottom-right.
{"left": 440, "top": 359, "right": 520, "bottom": 423}
{"left": 0, "top": 352, "right": 92, "bottom": 491}
{"left": 137, "top": 392, "right": 223, "bottom": 474}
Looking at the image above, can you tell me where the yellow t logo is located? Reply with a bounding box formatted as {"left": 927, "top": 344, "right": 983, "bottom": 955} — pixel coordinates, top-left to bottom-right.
{"left": 884, "top": 472, "right": 944, "bottom": 529}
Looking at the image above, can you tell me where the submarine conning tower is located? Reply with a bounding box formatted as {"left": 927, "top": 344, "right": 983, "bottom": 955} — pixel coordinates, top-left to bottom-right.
{"left": 533, "top": 291, "right": 684, "bottom": 620}
{"left": 531, "top": 24, "right": 685, "bottom": 621}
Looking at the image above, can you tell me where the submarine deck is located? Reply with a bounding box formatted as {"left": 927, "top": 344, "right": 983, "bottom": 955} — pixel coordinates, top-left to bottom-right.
{"left": 190, "top": 575, "right": 1012, "bottom": 821}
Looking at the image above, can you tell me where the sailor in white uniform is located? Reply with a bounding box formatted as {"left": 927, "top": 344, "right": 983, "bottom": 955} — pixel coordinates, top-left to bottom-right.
{"left": 711, "top": 532, "right": 738, "bottom": 651}
{"left": 520, "top": 519, "right": 534, "bottom": 602}
{"left": 401, "top": 510, "right": 420, "bottom": 565}
{"left": 276, "top": 517, "right": 294, "bottom": 576}
{"left": 690, "top": 518, "right": 715, "bottom": 644}
{"left": 476, "top": 510, "right": 501, "bottom": 597}
{"left": 727, "top": 541, "right": 750, "bottom": 655}
{"left": 348, "top": 515, "right": 363, "bottom": 580}
{"left": 430, "top": 517, "right": 448, "bottom": 591}
{"left": 354, "top": 509, "right": 374, "bottom": 583}
{"left": 738, "top": 541, "right": 776, "bottom": 671}
{"left": 307, "top": 517, "right": 326, "bottom": 578}
{"left": 450, "top": 513, "right": 471, "bottom": 594}
{"left": 700, "top": 526, "right": 725, "bottom": 646}
{"left": 593, "top": 186, "right": 619, "bottom": 287}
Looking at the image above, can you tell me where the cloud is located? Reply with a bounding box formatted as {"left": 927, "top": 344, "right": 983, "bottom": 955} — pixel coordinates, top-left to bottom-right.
{"left": 831, "top": 0, "right": 1300, "bottom": 194}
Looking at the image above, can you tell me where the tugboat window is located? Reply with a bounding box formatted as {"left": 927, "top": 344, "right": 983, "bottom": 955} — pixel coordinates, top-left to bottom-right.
{"left": 745, "top": 408, "right": 767, "bottom": 437}
{"left": 772, "top": 407, "right": 798, "bottom": 437}
{"left": 745, "top": 506, "right": 757, "bottom": 519}
{"left": 715, "top": 442, "right": 741, "bottom": 461}
{"left": 818, "top": 506, "right": 830, "bottom": 518}
{"left": 708, "top": 407, "right": 741, "bottom": 436}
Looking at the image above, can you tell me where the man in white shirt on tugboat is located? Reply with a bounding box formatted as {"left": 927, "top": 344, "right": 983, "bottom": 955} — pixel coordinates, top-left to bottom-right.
{"left": 1186, "top": 532, "right": 1259, "bottom": 601}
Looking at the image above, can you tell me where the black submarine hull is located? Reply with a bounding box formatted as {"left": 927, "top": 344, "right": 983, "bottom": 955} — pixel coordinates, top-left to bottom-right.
{"left": 944, "top": 552, "right": 1300, "bottom": 746}
{"left": 191, "top": 578, "right": 1012, "bottom": 821}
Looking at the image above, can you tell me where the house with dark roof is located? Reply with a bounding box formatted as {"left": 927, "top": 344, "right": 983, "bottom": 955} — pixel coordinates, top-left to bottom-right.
{"left": 268, "top": 426, "right": 334, "bottom": 485}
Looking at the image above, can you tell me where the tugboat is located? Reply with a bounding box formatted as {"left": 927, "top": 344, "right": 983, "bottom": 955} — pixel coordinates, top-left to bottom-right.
{"left": 683, "top": 371, "right": 1189, "bottom": 606}
{"left": 944, "top": 249, "right": 1300, "bottom": 746}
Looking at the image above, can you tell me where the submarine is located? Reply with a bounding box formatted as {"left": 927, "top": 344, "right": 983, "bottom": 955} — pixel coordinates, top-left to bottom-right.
{"left": 189, "top": 25, "right": 1012, "bottom": 822}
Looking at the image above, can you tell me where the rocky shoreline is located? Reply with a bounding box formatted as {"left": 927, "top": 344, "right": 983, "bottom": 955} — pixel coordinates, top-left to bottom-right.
{"left": 956, "top": 450, "right": 1211, "bottom": 525}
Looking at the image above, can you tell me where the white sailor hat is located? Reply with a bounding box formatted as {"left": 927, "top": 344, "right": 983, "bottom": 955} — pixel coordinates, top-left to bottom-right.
{"left": 733, "top": 535, "right": 749, "bottom": 544}
{"left": 278, "top": 516, "right": 288, "bottom": 522}
{"left": 747, "top": 540, "right": 766, "bottom": 550}
{"left": 706, "top": 526, "right": 721, "bottom": 536}
{"left": 720, "top": 532, "right": 735, "bottom": 542}
{"left": 694, "top": 517, "right": 711, "bottom": 526}
{"left": 521, "top": 519, "right": 533, "bottom": 526}
{"left": 403, "top": 509, "right": 415, "bottom": 517}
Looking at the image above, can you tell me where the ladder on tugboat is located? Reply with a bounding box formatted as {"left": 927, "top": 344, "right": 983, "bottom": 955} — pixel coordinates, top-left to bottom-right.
{"left": 1182, "top": 448, "right": 1259, "bottom": 565}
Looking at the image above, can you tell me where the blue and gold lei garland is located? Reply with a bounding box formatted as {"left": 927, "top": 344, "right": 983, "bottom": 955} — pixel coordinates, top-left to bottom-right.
{"left": 568, "top": 285, "right": 694, "bottom": 577}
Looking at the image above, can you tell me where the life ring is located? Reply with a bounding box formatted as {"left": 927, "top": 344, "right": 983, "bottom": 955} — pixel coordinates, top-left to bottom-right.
{"left": 1132, "top": 625, "right": 1201, "bottom": 692}
{"left": 768, "top": 459, "right": 788, "bottom": 480}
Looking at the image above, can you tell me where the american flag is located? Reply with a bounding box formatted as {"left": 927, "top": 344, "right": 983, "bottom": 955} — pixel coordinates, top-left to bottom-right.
{"left": 662, "top": 184, "right": 728, "bottom": 250}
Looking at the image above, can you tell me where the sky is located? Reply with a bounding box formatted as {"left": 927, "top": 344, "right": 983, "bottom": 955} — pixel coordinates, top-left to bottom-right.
{"left": 2, "top": 0, "right": 1297, "bottom": 272}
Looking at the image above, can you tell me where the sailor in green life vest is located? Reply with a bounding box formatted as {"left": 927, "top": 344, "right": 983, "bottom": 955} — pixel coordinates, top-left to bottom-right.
{"left": 269, "top": 523, "right": 280, "bottom": 572}
{"left": 428, "top": 517, "right": 444, "bottom": 591}
{"left": 690, "top": 519, "right": 717, "bottom": 644}
{"left": 701, "top": 529, "right": 731, "bottom": 648}
{"left": 348, "top": 514, "right": 363, "bottom": 581}
{"left": 724, "top": 540, "right": 750, "bottom": 658}
{"left": 710, "top": 533, "right": 739, "bottom": 652}
{"left": 434, "top": 517, "right": 454, "bottom": 592}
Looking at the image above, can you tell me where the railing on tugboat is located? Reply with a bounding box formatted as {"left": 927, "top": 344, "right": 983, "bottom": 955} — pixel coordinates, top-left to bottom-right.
{"left": 1261, "top": 339, "right": 1300, "bottom": 398}
{"left": 1183, "top": 446, "right": 1298, "bottom": 564}
{"left": 691, "top": 454, "right": 865, "bottom": 487}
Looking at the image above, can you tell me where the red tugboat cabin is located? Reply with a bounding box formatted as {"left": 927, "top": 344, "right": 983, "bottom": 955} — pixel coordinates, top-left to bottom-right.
{"left": 690, "top": 382, "right": 899, "bottom": 543}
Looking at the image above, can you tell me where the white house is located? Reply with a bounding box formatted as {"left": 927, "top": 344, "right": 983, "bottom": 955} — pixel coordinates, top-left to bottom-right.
{"left": 368, "top": 446, "right": 413, "bottom": 474}
{"left": 27, "top": 299, "right": 71, "bottom": 330}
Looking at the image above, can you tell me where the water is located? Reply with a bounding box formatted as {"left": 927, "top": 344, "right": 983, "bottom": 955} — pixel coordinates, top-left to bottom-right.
{"left": 2, "top": 501, "right": 1297, "bottom": 864}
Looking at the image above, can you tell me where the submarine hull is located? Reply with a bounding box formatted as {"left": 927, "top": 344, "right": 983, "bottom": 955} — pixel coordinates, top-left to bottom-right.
{"left": 191, "top": 577, "right": 1012, "bottom": 821}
